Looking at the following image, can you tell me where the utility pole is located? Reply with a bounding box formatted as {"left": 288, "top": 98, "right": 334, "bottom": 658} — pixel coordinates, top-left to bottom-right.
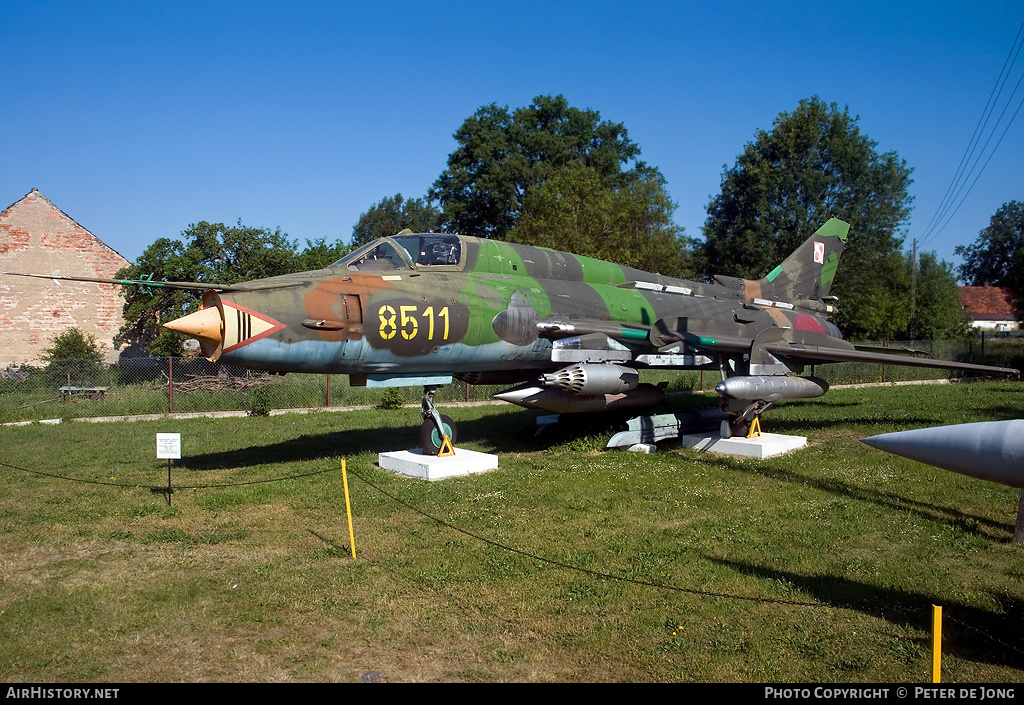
{"left": 910, "top": 237, "right": 917, "bottom": 341}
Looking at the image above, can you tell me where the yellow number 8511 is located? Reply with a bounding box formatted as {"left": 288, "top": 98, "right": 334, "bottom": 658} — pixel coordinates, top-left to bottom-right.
{"left": 378, "top": 304, "right": 450, "bottom": 341}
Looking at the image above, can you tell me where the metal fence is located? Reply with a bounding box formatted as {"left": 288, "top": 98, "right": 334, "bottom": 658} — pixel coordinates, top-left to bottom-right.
{"left": 0, "top": 355, "right": 507, "bottom": 423}
{"left": 2, "top": 338, "right": 1020, "bottom": 424}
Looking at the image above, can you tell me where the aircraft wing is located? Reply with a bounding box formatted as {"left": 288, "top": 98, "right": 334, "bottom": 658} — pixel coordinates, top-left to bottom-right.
{"left": 852, "top": 343, "right": 931, "bottom": 356}
{"left": 762, "top": 341, "right": 1020, "bottom": 377}
{"left": 3, "top": 271, "right": 251, "bottom": 292}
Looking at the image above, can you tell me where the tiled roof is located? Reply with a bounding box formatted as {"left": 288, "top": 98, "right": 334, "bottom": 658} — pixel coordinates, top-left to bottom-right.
{"left": 959, "top": 285, "right": 1017, "bottom": 320}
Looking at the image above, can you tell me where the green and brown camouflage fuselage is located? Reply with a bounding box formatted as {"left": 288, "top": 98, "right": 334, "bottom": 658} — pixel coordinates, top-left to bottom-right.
{"left": 175, "top": 221, "right": 848, "bottom": 384}
{"left": 9, "top": 218, "right": 1016, "bottom": 440}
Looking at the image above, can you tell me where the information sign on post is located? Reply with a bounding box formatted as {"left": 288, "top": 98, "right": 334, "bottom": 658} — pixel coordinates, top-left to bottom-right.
{"left": 157, "top": 433, "right": 182, "bottom": 459}
{"left": 156, "top": 433, "right": 181, "bottom": 505}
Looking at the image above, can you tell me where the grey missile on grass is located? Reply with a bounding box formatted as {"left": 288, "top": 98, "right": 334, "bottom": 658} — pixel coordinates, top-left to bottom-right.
{"left": 861, "top": 420, "right": 1024, "bottom": 487}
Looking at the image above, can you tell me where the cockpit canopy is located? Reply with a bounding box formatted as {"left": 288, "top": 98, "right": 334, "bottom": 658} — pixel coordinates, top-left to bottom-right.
{"left": 332, "top": 234, "right": 462, "bottom": 271}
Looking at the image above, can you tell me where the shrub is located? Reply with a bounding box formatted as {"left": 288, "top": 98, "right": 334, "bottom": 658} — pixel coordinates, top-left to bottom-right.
{"left": 377, "top": 388, "right": 405, "bottom": 410}
{"left": 40, "top": 328, "right": 107, "bottom": 386}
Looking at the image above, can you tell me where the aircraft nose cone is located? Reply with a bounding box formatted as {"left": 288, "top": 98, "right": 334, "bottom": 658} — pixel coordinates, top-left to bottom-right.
{"left": 164, "top": 307, "right": 223, "bottom": 347}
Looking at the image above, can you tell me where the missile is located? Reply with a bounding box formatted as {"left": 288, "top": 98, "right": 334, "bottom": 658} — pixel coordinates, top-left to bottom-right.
{"left": 715, "top": 375, "right": 829, "bottom": 402}
{"left": 493, "top": 383, "right": 665, "bottom": 414}
{"left": 861, "top": 420, "right": 1024, "bottom": 487}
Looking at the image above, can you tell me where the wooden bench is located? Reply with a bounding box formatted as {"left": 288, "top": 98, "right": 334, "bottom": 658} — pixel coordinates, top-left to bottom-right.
{"left": 58, "top": 386, "right": 109, "bottom": 401}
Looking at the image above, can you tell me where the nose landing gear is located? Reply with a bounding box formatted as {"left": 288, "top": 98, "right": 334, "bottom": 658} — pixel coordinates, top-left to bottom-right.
{"left": 420, "top": 385, "right": 457, "bottom": 456}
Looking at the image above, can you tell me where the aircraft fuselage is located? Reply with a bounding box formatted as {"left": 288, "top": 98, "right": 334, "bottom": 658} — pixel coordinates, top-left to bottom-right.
{"left": 187, "top": 233, "right": 839, "bottom": 384}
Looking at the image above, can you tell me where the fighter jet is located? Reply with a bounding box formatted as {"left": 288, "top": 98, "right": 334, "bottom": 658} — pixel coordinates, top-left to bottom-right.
{"left": 6, "top": 219, "right": 1018, "bottom": 453}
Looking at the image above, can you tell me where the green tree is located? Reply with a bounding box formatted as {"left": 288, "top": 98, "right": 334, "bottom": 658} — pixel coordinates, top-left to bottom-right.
{"left": 430, "top": 94, "right": 644, "bottom": 239}
{"left": 115, "top": 236, "right": 196, "bottom": 355}
{"left": 294, "top": 238, "right": 352, "bottom": 271}
{"left": 183, "top": 220, "right": 298, "bottom": 283}
{"left": 41, "top": 328, "right": 106, "bottom": 384}
{"left": 1006, "top": 247, "right": 1024, "bottom": 316}
{"left": 955, "top": 201, "right": 1024, "bottom": 286}
{"left": 351, "top": 194, "right": 442, "bottom": 247}
{"left": 839, "top": 250, "right": 911, "bottom": 341}
{"left": 907, "top": 251, "right": 970, "bottom": 340}
{"left": 508, "top": 163, "right": 693, "bottom": 276}
{"left": 701, "top": 96, "right": 914, "bottom": 339}
{"left": 116, "top": 221, "right": 300, "bottom": 355}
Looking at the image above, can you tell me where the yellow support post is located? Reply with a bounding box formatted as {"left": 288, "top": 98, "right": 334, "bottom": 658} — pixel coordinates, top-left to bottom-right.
{"left": 932, "top": 605, "right": 942, "bottom": 683}
{"left": 341, "top": 459, "right": 357, "bottom": 559}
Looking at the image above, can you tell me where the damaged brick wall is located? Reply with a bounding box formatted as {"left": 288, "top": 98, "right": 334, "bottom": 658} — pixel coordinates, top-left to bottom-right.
{"left": 0, "top": 189, "right": 129, "bottom": 364}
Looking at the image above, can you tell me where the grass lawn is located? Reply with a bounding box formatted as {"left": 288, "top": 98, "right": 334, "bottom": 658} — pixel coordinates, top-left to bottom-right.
{"left": 1, "top": 380, "right": 1022, "bottom": 682}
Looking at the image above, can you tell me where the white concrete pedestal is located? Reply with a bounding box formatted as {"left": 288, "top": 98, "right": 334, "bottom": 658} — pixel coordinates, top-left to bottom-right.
{"left": 681, "top": 432, "right": 806, "bottom": 458}
{"left": 378, "top": 448, "right": 499, "bottom": 480}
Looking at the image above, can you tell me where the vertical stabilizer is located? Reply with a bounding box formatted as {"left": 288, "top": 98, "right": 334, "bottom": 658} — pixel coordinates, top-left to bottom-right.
{"left": 748, "top": 218, "right": 849, "bottom": 303}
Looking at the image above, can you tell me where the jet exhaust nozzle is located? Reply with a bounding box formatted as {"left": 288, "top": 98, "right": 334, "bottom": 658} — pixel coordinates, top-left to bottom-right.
{"left": 715, "top": 375, "right": 829, "bottom": 402}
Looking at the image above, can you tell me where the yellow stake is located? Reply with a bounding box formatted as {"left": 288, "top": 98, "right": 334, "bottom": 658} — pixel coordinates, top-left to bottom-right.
{"left": 341, "top": 458, "right": 356, "bottom": 559}
{"left": 932, "top": 605, "right": 942, "bottom": 683}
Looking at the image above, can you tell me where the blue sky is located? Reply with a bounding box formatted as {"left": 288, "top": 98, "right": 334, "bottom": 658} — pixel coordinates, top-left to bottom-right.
{"left": 2, "top": 1, "right": 1021, "bottom": 274}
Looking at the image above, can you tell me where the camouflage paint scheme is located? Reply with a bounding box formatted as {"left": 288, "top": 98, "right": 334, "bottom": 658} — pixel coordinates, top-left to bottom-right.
{"left": 184, "top": 220, "right": 851, "bottom": 379}
{"left": 7, "top": 218, "right": 1018, "bottom": 442}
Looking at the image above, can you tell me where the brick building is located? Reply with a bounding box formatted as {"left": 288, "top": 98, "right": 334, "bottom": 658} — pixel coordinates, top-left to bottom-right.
{"left": 959, "top": 285, "right": 1020, "bottom": 335}
{"left": 0, "top": 189, "right": 129, "bottom": 364}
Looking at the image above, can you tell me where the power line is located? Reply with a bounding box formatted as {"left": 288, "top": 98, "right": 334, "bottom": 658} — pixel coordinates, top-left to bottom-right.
{"left": 918, "top": 19, "right": 1024, "bottom": 251}
{"left": 919, "top": 20, "right": 1023, "bottom": 242}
